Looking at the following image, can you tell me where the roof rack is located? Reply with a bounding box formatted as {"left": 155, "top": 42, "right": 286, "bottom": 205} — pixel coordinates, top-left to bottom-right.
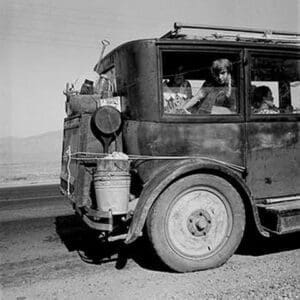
{"left": 160, "top": 22, "right": 300, "bottom": 45}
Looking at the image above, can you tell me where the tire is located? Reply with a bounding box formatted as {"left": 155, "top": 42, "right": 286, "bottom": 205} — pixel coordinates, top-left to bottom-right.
{"left": 146, "top": 174, "right": 245, "bottom": 272}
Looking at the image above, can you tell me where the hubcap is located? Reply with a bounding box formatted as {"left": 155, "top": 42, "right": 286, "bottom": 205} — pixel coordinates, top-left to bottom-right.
{"left": 166, "top": 187, "right": 233, "bottom": 259}
{"left": 187, "top": 209, "right": 212, "bottom": 237}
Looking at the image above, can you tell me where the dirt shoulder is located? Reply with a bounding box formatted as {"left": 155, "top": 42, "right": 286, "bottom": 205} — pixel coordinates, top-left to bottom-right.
{"left": 1, "top": 214, "right": 299, "bottom": 300}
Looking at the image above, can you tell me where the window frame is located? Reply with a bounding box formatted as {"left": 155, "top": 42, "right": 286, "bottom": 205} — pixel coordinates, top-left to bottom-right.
{"left": 245, "top": 49, "right": 300, "bottom": 122}
{"left": 157, "top": 44, "right": 245, "bottom": 123}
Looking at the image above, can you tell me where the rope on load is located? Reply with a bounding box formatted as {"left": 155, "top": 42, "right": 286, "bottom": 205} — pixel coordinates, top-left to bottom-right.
{"left": 63, "top": 148, "right": 245, "bottom": 195}
{"left": 64, "top": 149, "right": 245, "bottom": 172}
{"left": 66, "top": 145, "right": 72, "bottom": 196}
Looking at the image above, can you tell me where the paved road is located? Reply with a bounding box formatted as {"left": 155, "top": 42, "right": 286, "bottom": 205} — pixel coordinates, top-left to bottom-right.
{"left": 0, "top": 184, "right": 61, "bottom": 201}
{"left": 0, "top": 185, "right": 299, "bottom": 299}
{"left": 0, "top": 184, "right": 71, "bottom": 222}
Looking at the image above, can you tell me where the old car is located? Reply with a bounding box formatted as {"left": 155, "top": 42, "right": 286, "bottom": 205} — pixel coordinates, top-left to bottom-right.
{"left": 60, "top": 23, "right": 300, "bottom": 272}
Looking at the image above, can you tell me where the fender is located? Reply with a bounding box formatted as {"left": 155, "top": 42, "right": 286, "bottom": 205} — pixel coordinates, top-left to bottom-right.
{"left": 125, "top": 158, "right": 267, "bottom": 244}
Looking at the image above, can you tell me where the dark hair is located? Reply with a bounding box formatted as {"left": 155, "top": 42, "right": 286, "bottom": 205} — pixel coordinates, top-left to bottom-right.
{"left": 252, "top": 85, "right": 271, "bottom": 108}
{"left": 210, "top": 59, "right": 232, "bottom": 76}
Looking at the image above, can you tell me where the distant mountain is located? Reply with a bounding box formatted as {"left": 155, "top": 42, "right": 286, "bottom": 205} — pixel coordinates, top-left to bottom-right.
{"left": 0, "top": 131, "right": 63, "bottom": 164}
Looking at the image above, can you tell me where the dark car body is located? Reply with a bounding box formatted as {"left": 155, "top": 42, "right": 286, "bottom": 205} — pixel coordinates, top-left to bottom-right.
{"left": 60, "top": 24, "right": 300, "bottom": 271}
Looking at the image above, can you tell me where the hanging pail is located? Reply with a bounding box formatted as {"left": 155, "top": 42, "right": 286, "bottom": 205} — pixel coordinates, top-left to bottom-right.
{"left": 94, "top": 166, "right": 131, "bottom": 215}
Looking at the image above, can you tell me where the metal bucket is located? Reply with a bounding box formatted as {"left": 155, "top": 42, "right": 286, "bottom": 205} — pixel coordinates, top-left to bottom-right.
{"left": 94, "top": 161, "right": 130, "bottom": 214}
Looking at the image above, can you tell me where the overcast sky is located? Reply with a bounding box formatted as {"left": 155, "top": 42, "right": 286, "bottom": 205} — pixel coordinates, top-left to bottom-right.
{"left": 1, "top": 0, "right": 299, "bottom": 138}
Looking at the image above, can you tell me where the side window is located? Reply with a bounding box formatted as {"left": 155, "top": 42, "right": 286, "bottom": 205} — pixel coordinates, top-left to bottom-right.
{"left": 250, "top": 55, "right": 300, "bottom": 115}
{"left": 161, "top": 51, "right": 240, "bottom": 115}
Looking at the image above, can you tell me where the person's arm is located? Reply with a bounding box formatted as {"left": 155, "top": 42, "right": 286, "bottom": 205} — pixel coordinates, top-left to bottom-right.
{"left": 182, "top": 88, "right": 204, "bottom": 110}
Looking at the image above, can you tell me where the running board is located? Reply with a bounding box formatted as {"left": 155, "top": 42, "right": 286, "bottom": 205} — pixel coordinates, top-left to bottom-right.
{"left": 256, "top": 198, "right": 300, "bottom": 234}
{"left": 263, "top": 195, "right": 300, "bottom": 205}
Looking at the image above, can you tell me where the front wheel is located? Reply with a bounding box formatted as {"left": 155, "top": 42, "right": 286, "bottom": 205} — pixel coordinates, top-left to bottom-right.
{"left": 146, "top": 174, "right": 245, "bottom": 272}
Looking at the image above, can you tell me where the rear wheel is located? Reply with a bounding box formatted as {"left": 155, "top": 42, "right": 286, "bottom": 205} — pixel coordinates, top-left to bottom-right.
{"left": 146, "top": 174, "right": 245, "bottom": 272}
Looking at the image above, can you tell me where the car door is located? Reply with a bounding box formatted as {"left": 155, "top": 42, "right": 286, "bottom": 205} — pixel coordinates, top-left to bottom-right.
{"left": 245, "top": 49, "right": 300, "bottom": 199}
